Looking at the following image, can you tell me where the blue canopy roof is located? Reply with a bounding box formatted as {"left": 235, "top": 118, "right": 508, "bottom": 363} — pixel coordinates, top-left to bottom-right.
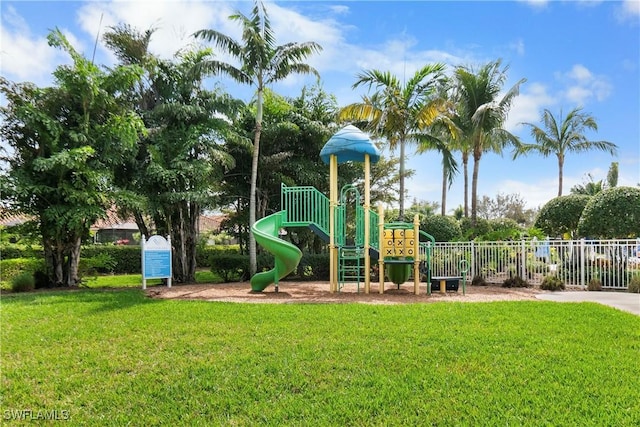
{"left": 320, "top": 125, "right": 380, "bottom": 165}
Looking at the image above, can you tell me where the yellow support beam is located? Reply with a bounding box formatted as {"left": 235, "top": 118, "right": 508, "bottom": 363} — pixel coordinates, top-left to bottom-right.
{"left": 329, "top": 154, "right": 338, "bottom": 293}
{"left": 413, "top": 214, "right": 420, "bottom": 295}
{"left": 364, "top": 154, "right": 371, "bottom": 294}
{"left": 378, "top": 204, "right": 385, "bottom": 294}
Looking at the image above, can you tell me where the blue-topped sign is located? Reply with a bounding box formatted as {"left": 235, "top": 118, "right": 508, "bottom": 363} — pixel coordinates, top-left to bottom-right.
{"left": 142, "top": 235, "right": 172, "bottom": 289}
{"left": 144, "top": 250, "right": 171, "bottom": 278}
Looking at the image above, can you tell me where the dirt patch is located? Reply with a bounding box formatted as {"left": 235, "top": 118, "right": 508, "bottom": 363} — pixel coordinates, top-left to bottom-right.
{"left": 146, "top": 281, "right": 542, "bottom": 305}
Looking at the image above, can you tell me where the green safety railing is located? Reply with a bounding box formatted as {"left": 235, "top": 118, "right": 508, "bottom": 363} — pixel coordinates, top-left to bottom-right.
{"left": 281, "top": 184, "right": 406, "bottom": 257}
{"left": 281, "top": 184, "right": 330, "bottom": 234}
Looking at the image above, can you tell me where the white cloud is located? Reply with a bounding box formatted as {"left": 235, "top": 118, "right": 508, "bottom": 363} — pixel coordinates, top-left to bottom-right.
{"left": 567, "top": 64, "right": 593, "bottom": 83}
{"left": 493, "top": 178, "right": 558, "bottom": 209}
{"left": 328, "top": 5, "right": 350, "bottom": 15}
{"left": 558, "top": 64, "right": 612, "bottom": 106}
{"left": 504, "top": 82, "right": 556, "bottom": 132}
{"left": 617, "top": 0, "right": 640, "bottom": 20}
{"left": 0, "top": 6, "right": 71, "bottom": 85}
{"left": 76, "top": 0, "right": 231, "bottom": 62}
{"left": 509, "top": 38, "right": 525, "bottom": 56}
{"left": 518, "top": 0, "right": 549, "bottom": 9}
{"left": 565, "top": 86, "right": 593, "bottom": 105}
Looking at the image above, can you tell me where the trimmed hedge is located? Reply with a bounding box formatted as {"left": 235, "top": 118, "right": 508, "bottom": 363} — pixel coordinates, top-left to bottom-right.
{"left": 0, "top": 244, "right": 44, "bottom": 260}
{"left": 210, "top": 252, "right": 331, "bottom": 282}
{"left": 81, "top": 246, "right": 142, "bottom": 274}
{"left": 2, "top": 244, "right": 241, "bottom": 275}
{"left": 2, "top": 244, "right": 331, "bottom": 281}
{"left": 1, "top": 258, "right": 45, "bottom": 285}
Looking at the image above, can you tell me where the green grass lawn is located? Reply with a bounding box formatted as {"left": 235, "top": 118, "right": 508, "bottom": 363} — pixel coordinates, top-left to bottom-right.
{"left": 82, "top": 270, "right": 220, "bottom": 288}
{"left": 2, "top": 290, "right": 639, "bottom": 425}
{"left": 0, "top": 270, "right": 220, "bottom": 291}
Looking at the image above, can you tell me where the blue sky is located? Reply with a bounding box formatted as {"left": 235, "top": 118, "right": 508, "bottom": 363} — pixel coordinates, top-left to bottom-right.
{"left": 2, "top": 0, "right": 639, "bottom": 212}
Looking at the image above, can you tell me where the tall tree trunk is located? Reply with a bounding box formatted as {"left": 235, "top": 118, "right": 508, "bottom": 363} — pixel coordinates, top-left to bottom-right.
{"left": 249, "top": 88, "right": 264, "bottom": 276}
{"left": 170, "top": 211, "right": 183, "bottom": 283}
{"left": 185, "top": 201, "right": 198, "bottom": 283}
{"left": 557, "top": 154, "right": 564, "bottom": 197}
{"left": 441, "top": 163, "right": 447, "bottom": 216}
{"left": 398, "top": 138, "right": 406, "bottom": 222}
{"left": 462, "top": 151, "right": 469, "bottom": 218}
{"left": 43, "top": 238, "right": 64, "bottom": 286}
{"left": 134, "top": 210, "right": 149, "bottom": 239}
{"left": 66, "top": 236, "right": 82, "bottom": 286}
{"left": 471, "top": 151, "right": 481, "bottom": 225}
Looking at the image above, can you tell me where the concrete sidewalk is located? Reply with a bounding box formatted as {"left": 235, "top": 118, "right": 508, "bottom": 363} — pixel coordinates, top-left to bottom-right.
{"left": 536, "top": 291, "right": 640, "bottom": 316}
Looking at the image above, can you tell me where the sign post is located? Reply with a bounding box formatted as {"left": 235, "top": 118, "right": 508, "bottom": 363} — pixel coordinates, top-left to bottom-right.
{"left": 142, "top": 235, "right": 172, "bottom": 289}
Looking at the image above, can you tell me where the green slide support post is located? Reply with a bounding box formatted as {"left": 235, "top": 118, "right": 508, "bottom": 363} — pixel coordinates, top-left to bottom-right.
{"left": 250, "top": 211, "right": 303, "bottom": 292}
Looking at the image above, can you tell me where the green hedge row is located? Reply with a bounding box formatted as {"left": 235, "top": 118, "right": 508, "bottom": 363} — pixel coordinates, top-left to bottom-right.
{"left": 210, "top": 253, "right": 330, "bottom": 282}
{"left": 1, "top": 245, "right": 44, "bottom": 260}
{"left": 0, "top": 258, "right": 45, "bottom": 285}
{"left": 1, "top": 244, "right": 241, "bottom": 275}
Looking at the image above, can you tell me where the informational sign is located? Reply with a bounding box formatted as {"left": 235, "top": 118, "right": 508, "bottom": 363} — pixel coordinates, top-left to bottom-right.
{"left": 142, "top": 235, "right": 172, "bottom": 289}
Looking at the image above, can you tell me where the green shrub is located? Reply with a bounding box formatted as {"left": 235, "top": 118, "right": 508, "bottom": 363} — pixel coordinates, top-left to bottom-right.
{"left": 0, "top": 258, "right": 45, "bottom": 285}
{"left": 502, "top": 275, "right": 530, "bottom": 288}
{"left": 541, "top": 275, "right": 565, "bottom": 291}
{"left": 535, "top": 195, "right": 590, "bottom": 238}
{"left": 81, "top": 246, "right": 141, "bottom": 274}
{"left": 198, "top": 245, "right": 240, "bottom": 269}
{"left": 296, "top": 254, "right": 330, "bottom": 281}
{"left": 587, "top": 278, "right": 602, "bottom": 291}
{"left": 11, "top": 271, "right": 35, "bottom": 292}
{"left": 484, "top": 218, "right": 523, "bottom": 241}
{"left": 460, "top": 217, "right": 492, "bottom": 240}
{"left": 210, "top": 254, "right": 249, "bottom": 282}
{"left": 628, "top": 276, "right": 640, "bottom": 293}
{"left": 577, "top": 186, "right": 640, "bottom": 238}
{"left": 209, "top": 252, "right": 330, "bottom": 283}
{"left": 0, "top": 244, "right": 44, "bottom": 260}
{"left": 82, "top": 253, "right": 117, "bottom": 274}
{"left": 420, "top": 216, "right": 461, "bottom": 242}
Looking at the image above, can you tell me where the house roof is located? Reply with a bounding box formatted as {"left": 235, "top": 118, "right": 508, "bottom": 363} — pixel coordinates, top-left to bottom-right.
{"left": 199, "top": 214, "right": 227, "bottom": 233}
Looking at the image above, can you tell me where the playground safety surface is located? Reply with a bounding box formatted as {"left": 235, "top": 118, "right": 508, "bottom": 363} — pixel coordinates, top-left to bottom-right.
{"left": 147, "top": 281, "right": 543, "bottom": 305}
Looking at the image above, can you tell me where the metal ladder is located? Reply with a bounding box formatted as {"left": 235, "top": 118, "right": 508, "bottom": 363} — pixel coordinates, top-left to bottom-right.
{"left": 338, "top": 246, "right": 365, "bottom": 292}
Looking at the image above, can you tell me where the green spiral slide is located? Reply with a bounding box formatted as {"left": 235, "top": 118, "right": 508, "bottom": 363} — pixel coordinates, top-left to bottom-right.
{"left": 250, "top": 211, "right": 303, "bottom": 292}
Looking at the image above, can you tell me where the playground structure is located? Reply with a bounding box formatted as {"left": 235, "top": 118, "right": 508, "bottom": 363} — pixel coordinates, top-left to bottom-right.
{"left": 250, "top": 125, "right": 436, "bottom": 294}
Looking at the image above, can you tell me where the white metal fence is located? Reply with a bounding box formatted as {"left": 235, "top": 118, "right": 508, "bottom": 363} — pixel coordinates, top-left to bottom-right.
{"left": 429, "top": 239, "right": 640, "bottom": 290}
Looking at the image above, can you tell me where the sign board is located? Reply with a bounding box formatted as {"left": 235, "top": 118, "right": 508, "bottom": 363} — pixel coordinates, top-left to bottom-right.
{"left": 142, "top": 235, "right": 172, "bottom": 289}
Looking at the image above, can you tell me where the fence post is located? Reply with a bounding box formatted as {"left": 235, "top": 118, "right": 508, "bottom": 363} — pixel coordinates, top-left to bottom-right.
{"left": 520, "top": 239, "right": 526, "bottom": 279}
{"left": 470, "top": 240, "right": 476, "bottom": 279}
{"left": 580, "top": 238, "right": 586, "bottom": 289}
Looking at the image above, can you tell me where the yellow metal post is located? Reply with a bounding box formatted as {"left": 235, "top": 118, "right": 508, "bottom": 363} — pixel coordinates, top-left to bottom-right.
{"left": 413, "top": 214, "right": 420, "bottom": 295}
{"left": 378, "top": 204, "right": 385, "bottom": 294}
{"left": 329, "top": 154, "right": 338, "bottom": 293}
{"left": 364, "top": 154, "right": 371, "bottom": 294}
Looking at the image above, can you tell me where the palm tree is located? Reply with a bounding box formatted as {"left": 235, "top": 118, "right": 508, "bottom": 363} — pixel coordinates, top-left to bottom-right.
{"left": 338, "top": 64, "right": 456, "bottom": 220}
{"left": 453, "top": 59, "right": 525, "bottom": 223}
{"left": 570, "top": 161, "right": 619, "bottom": 196}
{"left": 193, "top": 0, "right": 322, "bottom": 275}
{"left": 416, "top": 121, "right": 459, "bottom": 215}
{"left": 516, "top": 107, "right": 618, "bottom": 197}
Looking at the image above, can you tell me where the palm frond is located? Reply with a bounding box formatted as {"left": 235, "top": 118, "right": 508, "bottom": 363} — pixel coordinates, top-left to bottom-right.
{"left": 192, "top": 29, "right": 243, "bottom": 58}
{"left": 190, "top": 60, "right": 251, "bottom": 85}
